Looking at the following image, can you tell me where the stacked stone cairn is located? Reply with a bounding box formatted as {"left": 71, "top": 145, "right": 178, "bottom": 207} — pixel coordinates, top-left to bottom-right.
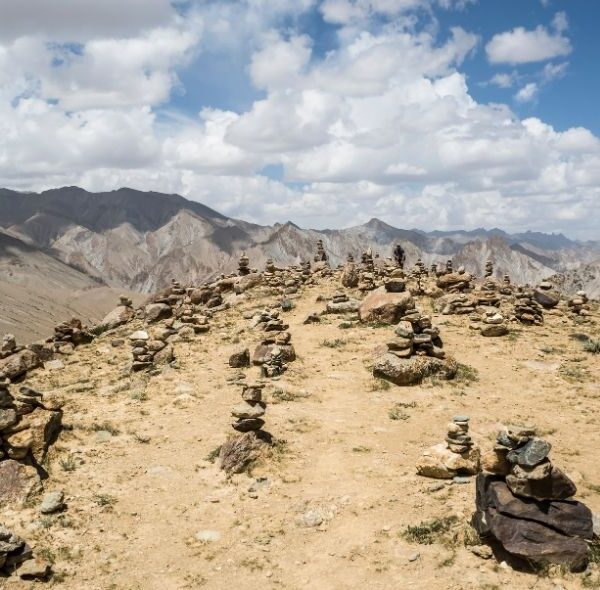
{"left": 265, "top": 258, "right": 276, "bottom": 273}
{"left": 436, "top": 265, "right": 473, "bottom": 293}
{"left": 484, "top": 259, "right": 493, "bottom": 278}
{"left": 568, "top": 291, "right": 590, "bottom": 316}
{"left": 1, "top": 334, "right": 22, "bottom": 360}
{"left": 372, "top": 308, "right": 457, "bottom": 386}
{"left": 474, "top": 425, "right": 594, "bottom": 570}
{"left": 238, "top": 252, "right": 251, "bottom": 276}
{"left": 325, "top": 291, "right": 360, "bottom": 314}
{"left": 416, "top": 416, "right": 480, "bottom": 479}
{"left": 219, "top": 382, "right": 270, "bottom": 475}
{"left": 500, "top": 274, "right": 513, "bottom": 295}
{"left": 445, "top": 259, "right": 453, "bottom": 274}
{"left": 341, "top": 254, "right": 359, "bottom": 288}
{"left": 314, "top": 239, "right": 328, "bottom": 263}
{"left": 50, "top": 318, "right": 93, "bottom": 352}
{"left": 129, "top": 329, "right": 172, "bottom": 372}
{"left": 470, "top": 310, "right": 509, "bottom": 337}
{"left": 514, "top": 290, "right": 544, "bottom": 325}
{"left": 430, "top": 263, "right": 438, "bottom": 276}
{"left": 251, "top": 309, "right": 296, "bottom": 375}
{"left": 358, "top": 248, "right": 377, "bottom": 291}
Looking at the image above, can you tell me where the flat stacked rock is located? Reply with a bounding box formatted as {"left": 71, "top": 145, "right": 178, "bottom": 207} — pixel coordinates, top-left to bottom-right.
{"left": 500, "top": 274, "right": 513, "bottom": 295}
{"left": 238, "top": 252, "right": 250, "bottom": 276}
{"left": 1, "top": 334, "right": 22, "bottom": 360}
{"left": 436, "top": 293, "right": 477, "bottom": 315}
{"left": 372, "top": 309, "right": 457, "bottom": 385}
{"left": 265, "top": 258, "right": 276, "bottom": 273}
{"left": 358, "top": 249, "right": 376, "bottom": 291}
{"left": 129, "top": 330, "right": 173, "bottom": 372}
{"left": 325, "top": 292, "right": 360, "bottom": 314}
{"left": 416, "top": 416, "right": 480, "bottom": 479}
{"left": 568, "top": 291, "right": 591, "bottom": 316}
{"left": 484, "top": 260, "right": 493, "bottom": 278}
{"left": 314, "top": 239, "right": 328, "bottom": 263}
{"left": 470, "top": 310, "right": 509, "bottom": 337}
{"left": 251, "top": 310, "right": 296, "bottom": 370}
{"left": 475, "top": 426, "right": 593, "bottom": 571}
{"left": 50, "top": 318, "right": 93, "bottom": 352}
{"left": 436, "top": 267, "right": 473, "bottom": 293}
{"left": 514, "top": 291, "right": 544, "bottom": 325}
{"left": 231, "top": 383, "right": 266, "bottom": 433}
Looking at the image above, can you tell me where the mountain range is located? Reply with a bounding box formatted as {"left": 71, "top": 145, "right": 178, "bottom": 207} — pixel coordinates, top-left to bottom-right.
{"left": 0, "top": 186, "right": 598, "bottom": 341}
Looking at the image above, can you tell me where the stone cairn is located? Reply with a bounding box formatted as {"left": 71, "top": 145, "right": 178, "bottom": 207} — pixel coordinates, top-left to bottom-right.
{"left": 1, "top": 334, "right": 22, "bottom": 360}
{"left": 445, "top": 259, "right": 453, "bottom": 274}
{"left": 430, "top": 263, "right": 438, "bottom": 276}
{"left": 532, "top": 281, "right": 560, "bottom": 310}
{"left": 470, "top": 310, "right": 509, "bottom": 337}
{"left": 219, "top": 382, "right": 270, "bottom": 476}
{"left": 372, "top": 308, "right": 458, "bottom": 386}
{"left": 0, "top": 524, "right": 51, "bottom": 580}
{"left": 238, "top": 252, "right": 251, "bottom": 276}
{"left": 341, "top": 254, "right": 359, "bottom": 288}
{"left": 500, "top": 274, "right": 512, "bottom": 295}
{"left": 436, "top": 265, "right": 473, "bottom": 293}
{"left": 325, "top": 291, "right": 360, "bottom": 314}
{"left": 128, "top": 329, "right": 172, "bottom": 372}
{"left": 50, "top": 318, "right": 93, "bottom": 352}
{"left": 265, "top": 258, "right": 276, "bottom": 274}
{"left": 484, "top": 259, "right": 493, "bottom": 278}
{"left": 568, "top": 291, "right": 590, "bottom": 316}
{"left": 416, "top": 415, "right": 480, "bottom": 480}
{"left": 358, "top": 248, "right": 376, "bottom": 291}
{"left": 250, "top": 309, "right": 296, "bottom": 376}
{"left": 474, "top": 425, "right": 594, "bottom": 570}
{"left": 514, "top": 289, "right": 544, "bottom": 325}
{"left": 314, "top": 239, "right": 328, "bottom": 263}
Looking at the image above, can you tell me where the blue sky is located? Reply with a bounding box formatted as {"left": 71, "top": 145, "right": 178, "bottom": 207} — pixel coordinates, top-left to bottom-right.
{"left": 0, "top": 0, "right": 599, "bottom": 238}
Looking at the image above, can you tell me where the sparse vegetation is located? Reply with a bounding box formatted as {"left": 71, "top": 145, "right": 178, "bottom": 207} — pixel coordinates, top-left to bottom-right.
{"left": 320, "top": 338, "right": 347, "bottom": 348}
{"left": 402, "top": 516, "right": 459, "bottom": 545}
{"left": 454, "top": 363, "right": 479, "bottom": 385}
{"left": 583, "top": 338, "right": 600, "bottom": 354}
{"left": 388, "top": 401, "right": 417, "bottom": 421}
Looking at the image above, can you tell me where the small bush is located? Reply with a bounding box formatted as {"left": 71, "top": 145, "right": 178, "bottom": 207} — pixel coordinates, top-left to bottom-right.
{"left": 402, "top": 516, "right": 459, "bottom": 545}
{"left": 320, "top": 338, "right": 347, "bottom": 348}
{"left": 583, "top": 339, "right": 600, "bottom": 354}
{"left": 454, "top": 363, "right": 479, "bottom": 385}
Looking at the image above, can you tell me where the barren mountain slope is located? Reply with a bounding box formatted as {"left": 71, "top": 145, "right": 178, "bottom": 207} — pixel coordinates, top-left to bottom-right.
{"left": 2, "top": 276, "right": 599, "bottom": 590}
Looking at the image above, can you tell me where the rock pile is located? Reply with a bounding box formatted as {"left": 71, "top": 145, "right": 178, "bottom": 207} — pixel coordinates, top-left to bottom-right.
{"left": 314, "top": 239, "right": 328, "bottom": 263}
{"left": 514, "top": 291, "right": 544, "bottom": 325}
{"left": 0, "top": 377, "right": 62, "bottom": 485}
{"left": 129, "top": 329, "right": 173, "bottom": 372}
{"left": 358, "top": 248, "right": 377, "bottom": 291}
{"left": 97, "top": 295, "right": 135, "bottom": 331}
{"left": 474, "top": 426, "right": 594, "bottom": 570}
{"left": 484, "top": 260, "right": 493, "bottom": 278}
{"left": 436, "top": 293, "right": 477, "bottom": 315}
{"left": 416, "top": 416, "right": 480, "bottom": 479}
{"left": 219, "top": 383, "right": 270, "bottom": 475}
{"left": 0, "top": 525, "right": 51, "bottom": 579}
{"left": 250, "top": 309, "right": 296, "bottom": 374}
{"left": 325, "top": 292, "right": 360, "bottom": 314}
{"left": 238, "top": 252, "right": 250, "bottom": 276}
{"left": 372, "top": 308, "right": 457, "bottom": 385}
{"left": 1, "top": 334, "right": 22, "bottom": 359}
{"left": 50, "top": 318, "right": 93, "bottom": 352}
{"left": 568, "top": 291, "right": 591, "bottom": 316}
{"left": 341, "top": 256, "right": 359, "bottom": 288}
{"left": 436, "top": 267, "right": 473, "bottom": 293}
{"left": 470, "top": 310, "right": 509, "bottom": 337}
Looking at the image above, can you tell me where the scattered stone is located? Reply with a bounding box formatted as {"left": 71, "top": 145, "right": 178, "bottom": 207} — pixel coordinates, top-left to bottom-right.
{"left": 229, "top": 348, "right": 250, "bottom": 368}
{"left": 40, "top": 490, "right": 65, "bottom": 514}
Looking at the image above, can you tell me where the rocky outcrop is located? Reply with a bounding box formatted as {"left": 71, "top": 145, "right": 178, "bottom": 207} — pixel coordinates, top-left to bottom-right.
{"left": 359, "top": 287, "right": 415, "bottom": 324}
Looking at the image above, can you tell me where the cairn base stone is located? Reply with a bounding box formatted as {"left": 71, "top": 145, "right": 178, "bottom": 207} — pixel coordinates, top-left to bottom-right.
{"left": 359, "top": 288, "right": 415, "bottom": 324}
{"left": 0, "top": 350, "right": 41, "bottom": 380}
{"left": 473, "top": 474, "right": 592, "bottom": 571}
{"left": 219, "top": 431, "right": 266, "bottom": 475}
{"left": 0, "top": 460, "right": 41, "bottom": 505}
{"left": 506, "top": 466, "right": 577, "bottom": 501}
{"left": 373, "top": 353, "right": 457, "bottom": 386}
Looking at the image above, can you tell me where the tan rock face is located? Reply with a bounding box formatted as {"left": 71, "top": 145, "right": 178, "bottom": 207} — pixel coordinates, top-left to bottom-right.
{"left": 98, "top": 305, "right": 134, "bottom": 331}
{"left": 416, "top": 443, "right": 480, "bottom": 478}
{"left": 481, "top": 449, "right": 511, "bottom": 475}
{"left": 0, "top": 350, "right": 41, "bottom": 380}
{"left": 359, "top": 287, "right": 415, "bottom": 324}
{"left": 0, "top": 460, "right": 41, "bottom": 505}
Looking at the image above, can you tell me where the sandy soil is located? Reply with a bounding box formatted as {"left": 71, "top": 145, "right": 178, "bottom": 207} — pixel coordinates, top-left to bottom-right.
{"left": 3, "top": 278, "right": 599, "bottom": 590}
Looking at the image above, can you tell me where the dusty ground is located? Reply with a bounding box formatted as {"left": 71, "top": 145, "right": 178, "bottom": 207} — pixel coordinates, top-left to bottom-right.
{"left": 2, "top": 277, "right": 600, "bottom": 590}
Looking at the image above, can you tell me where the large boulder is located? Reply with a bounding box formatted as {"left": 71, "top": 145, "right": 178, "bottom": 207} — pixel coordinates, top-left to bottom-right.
{"left": 0, "top": 350, "right": 41, "bottom": 380}
{"left": 326, "top": 300, "right": 360, "bottom": 314}
{"left": 234, "top": 273, "right": 263, "bottom": 294}
{"left": 533, "top": 288, "right": 560, "bottom": 309}
{"left": 144, "top": 303, "right": 172, "bottom": 323}
{"left": 436, "top": 272, "right": 472, "bottom": 290}
{"left": 373, "top": 353, "right": 457, "bottom": 386}
{"left": 341, "top": 265, "right": 359, "bottom": 288}
{"left": 473, "top": 474, "right": 592, "bottom": 571}
{"left": 97, "top": 305, "right": 134, "bottom": 331}
{"left": 359, "top": 287, "right": 415, "bottom": 324}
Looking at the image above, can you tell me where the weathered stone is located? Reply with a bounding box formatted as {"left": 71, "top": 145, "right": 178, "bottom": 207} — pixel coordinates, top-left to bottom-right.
{"left": 533, "top": 288, "right": 560, "bottom": 309}
{"left": 480, "top": 324, "right": 509, "bottom": 337}
{"left": 219, "top": 432, "right": 266, "bottom": 475}
{"left": 129, "top": 331, "right": 149, "bottom": 341}
{"left": 359, "top": 288, "right": 415, "bottom": 324}
{"left": 0, "top": 460, "right": 41, "bottom": 504}
{"left": 231, "top": 401, "right": 266, "bottom": 420}
{"left": 40, "top": 491, "right": 65, "bottom": 514}
{"left": 416, "top": 442, "right": 480, "bottom": 479}
{"left": 473, "top": 475, "right": 592, "bottom": 571}
{"left": 0, "top": 408, "right": 18, "bottom": 430}
{"left": 229, "top": 348, "right": 250, "bottom": 368}
{"left": 234, "top": 272, "right": 263, "bottom": 294}
{"left": 153, "top": 344, "right": 174, "bottom": 365}
{"left": 481, "top": 449, "right": 511, "bottom": 476}
{"left": 18, "top": 558, "right": 52, "bottom": 580}
{"left": 506, "top": 466, "right": 577, "bottom": 501}
{"left": 97, "top": 305, "right": 134, "bottom": 331}
{"left": 373, "top": 353, "right": 457, "bottom": 386}
{"left": 10, "top": 407, "right": 62, "bottom": 463}
{"left": 0, "top": 349, "right": 41, "bottom": 380}
{"left": 232, "top": 418, "right": 265, "bottom": 432}
{"left": 507, "top": 438, "right": 551, "bottom": 467}
{"left": 394, "top": 321, "right": 414, "bottom": 338}
{"left": 144, "top": 303, "right": 172, "bottom": 323}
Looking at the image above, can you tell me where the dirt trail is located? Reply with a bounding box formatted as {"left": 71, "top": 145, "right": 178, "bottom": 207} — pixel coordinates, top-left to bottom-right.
{"left": 4, "top": 281, "right": 600, "bottom": 590}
